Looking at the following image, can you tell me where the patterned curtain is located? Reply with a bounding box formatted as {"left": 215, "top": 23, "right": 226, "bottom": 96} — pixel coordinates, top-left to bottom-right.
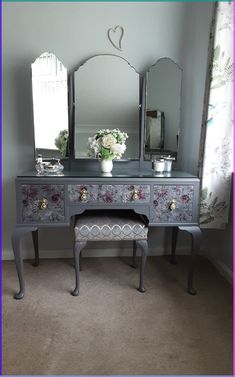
{"left": 199, "top": 2, "right": 233, "bottom": 229}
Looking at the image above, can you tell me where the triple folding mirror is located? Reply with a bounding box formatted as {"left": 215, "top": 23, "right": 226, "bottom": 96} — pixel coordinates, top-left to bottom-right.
{"left": 31, "top": 53, "right": 182, "bottom": 162}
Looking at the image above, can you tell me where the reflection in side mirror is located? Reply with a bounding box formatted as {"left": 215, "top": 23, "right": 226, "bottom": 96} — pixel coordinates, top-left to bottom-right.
{"left": 144, "top": 58, "right": 182, "bottom": 160}
{"left": 145, "top": 110, "right": 165, "bottom": 151}
{"left": 31, "top": 52, "right": 69, "bottom": 159}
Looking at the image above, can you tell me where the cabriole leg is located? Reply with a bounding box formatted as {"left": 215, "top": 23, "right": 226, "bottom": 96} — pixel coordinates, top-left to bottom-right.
{"left": 170, "top": 227, "right": 178, "bottom": 264}
{"left": 32, "top": 229, "right": 39, "bottom": 267}
{"left": 71, "top": 241, "right": 87, "bottom": 296}
{"left": 132, "top": 240, "right": 137, "bottom": 268}
{"left": 12, "top": 227, "right": 37, "bottom": 299}
{"left": 179, "top": 226, "right": 202, "bottom": 295}
{"left": 79, "top": 251, "right": 82, "bottom": 271}
{"left": 136, "top": 239, "right": 148, "bottom": 293}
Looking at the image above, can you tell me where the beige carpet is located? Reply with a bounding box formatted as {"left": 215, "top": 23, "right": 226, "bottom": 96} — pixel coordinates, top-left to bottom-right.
{"left": 2, "top": 256, "right": 233, "bottom": 375}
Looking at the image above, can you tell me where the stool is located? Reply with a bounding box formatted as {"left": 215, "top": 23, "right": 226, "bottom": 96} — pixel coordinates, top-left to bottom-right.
{"left": 71, "top": 210, "right": 148, "bottom": 296}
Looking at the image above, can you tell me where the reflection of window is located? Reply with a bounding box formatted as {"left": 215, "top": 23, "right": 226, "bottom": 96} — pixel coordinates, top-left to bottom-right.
{"left": 145, "top": 110, "right": 164, "bottom": 150}
{"left": 32, "top": 53, "right": 68, "bottom": 150}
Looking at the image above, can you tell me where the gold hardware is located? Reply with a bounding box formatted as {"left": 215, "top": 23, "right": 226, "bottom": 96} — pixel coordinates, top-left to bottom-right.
{"left": 80, "top": 187, "right": 88, "bottom": 202}
{"left": 38, "top": 198, "right": 48, "bottom": 210}
{"left": 132, "top": 188, "right": 138, "bottom": 201}
{"left": 169, "top": 199, "right": 176, "bottom": 211}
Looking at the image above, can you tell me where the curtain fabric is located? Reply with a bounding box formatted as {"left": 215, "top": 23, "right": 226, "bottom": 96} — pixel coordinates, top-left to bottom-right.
{"left": 199, "top": 2, "right": 233, "bottom": 229}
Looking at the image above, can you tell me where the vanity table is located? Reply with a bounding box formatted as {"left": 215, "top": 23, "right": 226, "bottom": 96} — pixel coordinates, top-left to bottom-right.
{"left": 12, "top": 52, "right": 202, "bottom": 299}
{"left": 13, "top": 169, "right": 201, "bottom": 299}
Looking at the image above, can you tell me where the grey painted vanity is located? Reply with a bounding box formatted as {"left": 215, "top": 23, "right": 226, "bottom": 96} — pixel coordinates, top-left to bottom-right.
{"left": 13, "top": 169, "right": 201, "bottom": 299}
{"left": 12, "top": 52, "right": 202, "bottom": 299}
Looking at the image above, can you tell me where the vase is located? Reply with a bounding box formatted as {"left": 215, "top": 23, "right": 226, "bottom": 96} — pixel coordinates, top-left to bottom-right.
{"left": 99, "top": 159, "right": 113, "bottom": 173}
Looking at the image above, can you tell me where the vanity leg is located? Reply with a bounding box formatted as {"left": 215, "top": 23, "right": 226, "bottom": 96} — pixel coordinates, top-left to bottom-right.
{"left": 179, "top": 226, "right": 202, "bottom": 295}
{"left": 170, "top": 227, "right": 179, "bottom": 264}
{"left": 12, "top": 227, "right": 38, "bottom": 299}
{"left": 71, "top": 241, "right": 87, "bottom": 296}
{"left": 32, "top": 229, "right": 39, "bottom": 267}
{"left": 132, "top": 240, "right": 137, "bottom": 268}
{"left": 136, "top": 239, "right": 148, "bottom": 293}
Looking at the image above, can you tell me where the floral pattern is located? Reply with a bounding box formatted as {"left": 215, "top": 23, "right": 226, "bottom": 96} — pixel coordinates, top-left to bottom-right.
{"left": 68, "top": 184, "right": 150, "bottom": 204}
{"left": 199, "top": 3, "right": 233, "bottom": 229}
{"left": 21, "top": 184, "right": 65, "bottom": 223}
{"left": 152, "top": 185, "right": 194, "bottom": 223}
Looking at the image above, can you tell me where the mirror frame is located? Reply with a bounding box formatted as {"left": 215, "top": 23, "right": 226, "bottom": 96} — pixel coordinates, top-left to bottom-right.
{"left": 68, "top": 54, "right": 143, "bottom": 164}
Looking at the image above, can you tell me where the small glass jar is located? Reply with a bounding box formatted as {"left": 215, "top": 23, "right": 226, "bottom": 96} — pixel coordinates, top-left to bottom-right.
{"left": 35, "top": 154, "right": 44, "bottom": 174}
{"left": 164, "top": 155, "right": 175, "bottom": 172}
{"left": 153, "top": 159, "right": 165, "bottom": 173}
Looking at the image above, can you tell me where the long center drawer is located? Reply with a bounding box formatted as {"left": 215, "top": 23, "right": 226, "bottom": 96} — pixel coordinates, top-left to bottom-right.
{"left": 68, "top": 184, "right": 151, "bottom": 204}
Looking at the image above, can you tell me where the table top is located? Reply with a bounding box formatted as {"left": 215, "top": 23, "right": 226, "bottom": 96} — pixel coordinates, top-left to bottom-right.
{"left": 17, "top": 170, "right": 198, "bottom": 179}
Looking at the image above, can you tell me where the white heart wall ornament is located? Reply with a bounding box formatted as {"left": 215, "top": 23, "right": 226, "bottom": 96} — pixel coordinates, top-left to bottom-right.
{"left": 107, "top": 25, "right": 124, "bottom": 51}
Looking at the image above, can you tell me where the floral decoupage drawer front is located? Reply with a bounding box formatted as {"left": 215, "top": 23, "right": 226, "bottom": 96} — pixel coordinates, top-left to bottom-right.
{"left": 21, "top": 184, "right": 65, "bottom": 223}
{"left": 68, "top": 184, "right": 150, "bottom": 204}
{"left": 152, "top": 185, "right": 194, "bottom": 223}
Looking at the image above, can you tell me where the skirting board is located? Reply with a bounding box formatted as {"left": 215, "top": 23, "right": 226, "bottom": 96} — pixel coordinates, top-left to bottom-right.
{"left": 207, "top": 257, "right": 233, "bottom": 285}
{"left": 3, "top": 248, "right": 232, "bottom": 285}
{"left": 2, "top": 246, "right": 191, "bottom": 260}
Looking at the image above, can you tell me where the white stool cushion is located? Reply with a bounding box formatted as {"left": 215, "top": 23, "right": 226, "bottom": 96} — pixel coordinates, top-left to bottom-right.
{"left": 74, "top": 211, "right": 148, "bottom": 242}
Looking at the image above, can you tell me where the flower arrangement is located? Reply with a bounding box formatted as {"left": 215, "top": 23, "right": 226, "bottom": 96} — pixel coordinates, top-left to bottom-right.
{"left": 54, "top": 129, "right": 68, "bottom": 157}
{"left": 87, "top": 128, "right": 128, "bottom": 160}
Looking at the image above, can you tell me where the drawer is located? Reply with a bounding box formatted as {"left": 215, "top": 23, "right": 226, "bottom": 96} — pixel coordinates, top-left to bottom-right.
{"left": 68, "top": 184, "right": 150, "bottom": 204}
{"left": 152, "top": 185, "right": 194, "bottom": 223}
{"left": 20, "top": 184, "right": 65, "bottom": 223}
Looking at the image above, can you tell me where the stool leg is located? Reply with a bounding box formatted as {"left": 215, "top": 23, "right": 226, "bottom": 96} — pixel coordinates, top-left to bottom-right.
{"left": 71, "top": 241, "right": 87, "bottom": 296}
{"left": 79, "top": 251, "right": 82, "bottom": 271}
{"left": 136, "top": 239, "right": 148, "bottom": 293}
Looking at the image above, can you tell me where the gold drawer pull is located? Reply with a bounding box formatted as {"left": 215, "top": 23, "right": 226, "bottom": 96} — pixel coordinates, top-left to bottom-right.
{"left": 80, "top": 187, "right": 88, "bottom": 202}
{"left": 169, "top": 199, "right": 176, "bottom": 211}
{"left": 132, "top": 188, "right": 139, "bottom": 201}
{"left": 38, "top": 198, "right": 48, "bottom": 210}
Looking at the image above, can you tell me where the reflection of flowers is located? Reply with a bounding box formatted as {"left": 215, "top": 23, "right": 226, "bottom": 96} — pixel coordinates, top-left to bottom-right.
{"left": 87, "top": 128, "right": 128, "bottom": 160}
{"left": 55, "top": 130, "right": 68, "bottom": 157}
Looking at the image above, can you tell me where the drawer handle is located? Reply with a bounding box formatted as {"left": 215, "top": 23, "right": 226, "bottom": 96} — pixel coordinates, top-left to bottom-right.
{"left": 132, "top": 188, "right": 139, "bottom": 201}
{"left": 38, "top": 198, "right": 48, "bottom": 210}
{"left": 169, "top": 199, "right": 176, "bottom": 211}
{"left": 80, "top": 188, "right": 88, "bottom": 202}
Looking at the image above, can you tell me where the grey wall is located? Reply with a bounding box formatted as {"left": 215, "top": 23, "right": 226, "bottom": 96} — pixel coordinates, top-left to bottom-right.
{"left": 3, "top": 2, "right": 214, "bottom": 260}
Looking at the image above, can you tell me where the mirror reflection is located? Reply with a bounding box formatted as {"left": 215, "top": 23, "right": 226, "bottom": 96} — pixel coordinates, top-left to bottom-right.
{"left": 144, "top": 58, "right": 182, "bottom": 160}
{"left": 74, "top": 55, "right": 140, "bottom": 159}
{"left": 31, "top": 52, "right": 69, "bottom": 158}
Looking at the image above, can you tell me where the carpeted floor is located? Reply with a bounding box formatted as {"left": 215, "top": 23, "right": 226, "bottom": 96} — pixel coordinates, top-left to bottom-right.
{"left": 2, "top": 256, "right": 233, "bottom": 375}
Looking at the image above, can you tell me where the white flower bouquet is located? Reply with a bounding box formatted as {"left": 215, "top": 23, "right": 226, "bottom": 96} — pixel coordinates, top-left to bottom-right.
{"left": 87, "top": 128, "right": 128, "bottom": 160}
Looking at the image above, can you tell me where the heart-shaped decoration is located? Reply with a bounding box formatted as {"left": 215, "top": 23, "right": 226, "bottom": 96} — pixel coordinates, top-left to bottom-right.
{"left": 107, "top": 25, "right": 124, "bottom": 51}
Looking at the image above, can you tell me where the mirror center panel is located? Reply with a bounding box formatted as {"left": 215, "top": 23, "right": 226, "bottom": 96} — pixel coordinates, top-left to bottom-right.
{"left": 74, "top": 55, "right": 140, "bottom": 159}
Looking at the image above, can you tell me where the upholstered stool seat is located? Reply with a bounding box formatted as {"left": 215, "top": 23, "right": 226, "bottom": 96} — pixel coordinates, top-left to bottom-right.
{"left": 72, "top": 210, "right": 148, "bottom": 296}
